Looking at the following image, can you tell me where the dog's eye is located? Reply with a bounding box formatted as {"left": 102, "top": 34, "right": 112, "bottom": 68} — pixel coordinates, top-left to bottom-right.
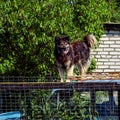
{"left": 57, "top": 42, "right": 61, "bottom": 45}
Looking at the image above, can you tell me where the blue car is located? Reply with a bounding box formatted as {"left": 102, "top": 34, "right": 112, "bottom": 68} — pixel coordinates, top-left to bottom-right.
{"left": 0, "top": 111, "right": 26, "bottom": 120}
{"left": 51, "top": 88, "right": 118, "bottom": 120}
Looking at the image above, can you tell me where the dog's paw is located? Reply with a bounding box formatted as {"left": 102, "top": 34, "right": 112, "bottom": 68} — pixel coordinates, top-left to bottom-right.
{"left": 66, "top": 79, "right": 71, "bottom": 82}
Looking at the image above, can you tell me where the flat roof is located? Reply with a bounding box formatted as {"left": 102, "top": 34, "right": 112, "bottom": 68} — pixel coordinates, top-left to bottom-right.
{"left": 104, "top": 23, "right": 120, "bottom": 31}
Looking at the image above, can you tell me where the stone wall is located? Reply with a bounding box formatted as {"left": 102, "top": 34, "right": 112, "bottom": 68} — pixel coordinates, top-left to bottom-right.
{"left": 92, "top": 23, "right": 120, "bottom": 72}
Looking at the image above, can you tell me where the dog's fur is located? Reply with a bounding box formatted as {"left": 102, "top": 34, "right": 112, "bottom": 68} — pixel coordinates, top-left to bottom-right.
{"left": 54, "top": 34, "right": 97, "bottom": 82}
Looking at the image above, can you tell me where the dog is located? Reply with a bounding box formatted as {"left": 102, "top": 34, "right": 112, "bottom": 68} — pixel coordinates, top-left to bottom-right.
{"left": 54, "top": 34, "right": 97, "bottom": 82}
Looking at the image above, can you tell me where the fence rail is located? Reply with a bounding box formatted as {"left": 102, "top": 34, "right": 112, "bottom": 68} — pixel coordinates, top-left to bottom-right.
{"left": 0, "top": 80, "right": 120, "bottom": 90}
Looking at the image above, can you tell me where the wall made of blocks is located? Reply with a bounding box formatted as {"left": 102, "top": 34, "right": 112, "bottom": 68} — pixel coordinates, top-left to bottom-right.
{"left": 92, "top": 30, "right": 120, "bottom": 72}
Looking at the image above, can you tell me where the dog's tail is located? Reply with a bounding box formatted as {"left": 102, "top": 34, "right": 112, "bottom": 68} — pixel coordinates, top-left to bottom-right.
{"left": 83, "top": 34, "right": 97, "bottom": 48}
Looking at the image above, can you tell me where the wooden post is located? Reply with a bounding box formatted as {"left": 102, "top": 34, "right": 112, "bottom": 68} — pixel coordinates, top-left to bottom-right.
{"left": 90, "top": 90, "right": 96, "bottom": 118}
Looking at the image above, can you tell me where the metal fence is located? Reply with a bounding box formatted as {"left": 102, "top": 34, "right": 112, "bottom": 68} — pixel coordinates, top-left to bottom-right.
{"left": 0, "top": 75, "right": 120, "bottom": 120}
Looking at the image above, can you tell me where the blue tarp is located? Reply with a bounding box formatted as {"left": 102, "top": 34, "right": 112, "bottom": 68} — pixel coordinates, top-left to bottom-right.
{"left": 0, "top": 111, "right": 21, "bottom": 120}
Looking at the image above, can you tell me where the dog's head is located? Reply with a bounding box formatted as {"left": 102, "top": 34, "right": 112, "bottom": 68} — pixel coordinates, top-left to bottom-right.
{"left": 83, "top": 34, "right": 97, "bottom": 48}
{"left": 55, "top": 35, "right": 70, "bottom": 56}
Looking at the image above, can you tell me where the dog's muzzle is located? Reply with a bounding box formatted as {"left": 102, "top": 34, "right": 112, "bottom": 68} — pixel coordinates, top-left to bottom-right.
{"left": 58, "top": 46, "right": 70, "bottom": 56}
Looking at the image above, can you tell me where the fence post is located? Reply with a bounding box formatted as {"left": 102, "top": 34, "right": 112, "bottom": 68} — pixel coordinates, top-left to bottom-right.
{"left": 90, "top": 90, "right": 96, "bottom": 118}
{"left": 118, "top": 90, "right": 120, "bottom": 120}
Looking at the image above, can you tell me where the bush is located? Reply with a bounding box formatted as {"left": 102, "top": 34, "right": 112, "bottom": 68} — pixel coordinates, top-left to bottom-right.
{"left": 21, "top": 90, "right": 92, "bottom": 120}
{"left": 110, "top": 0, "right": 120, "bottom": 22}
{"left": 0, "top": 0, "right": 112, "bottom": 76}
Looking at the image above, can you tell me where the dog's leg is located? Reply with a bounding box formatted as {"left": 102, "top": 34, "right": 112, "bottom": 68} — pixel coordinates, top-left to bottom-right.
{"left": 77, "top": 63, "right": 86, "bottom": 81}
{"left": 81, "top": 66, "right": 87, "bottom": 76}
{"left": 66, "top": 65, "right": 74, "bottom": 82}
{"left": 77, "top": 61, "right": 84, "bottom": 76}
{"left": 58, "top": 68, "right": 65, "bottom": 82}
{"left": 81, "top": 61, "right": 91, "bottom": 76}
{"left": 77, "top": 62, "right": 88, "bottom": 81}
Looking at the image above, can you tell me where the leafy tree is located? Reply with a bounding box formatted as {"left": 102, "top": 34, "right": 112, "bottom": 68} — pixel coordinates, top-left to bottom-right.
{"left": 73, "top": 0, "right": 112, "bottom": 39}
{"left": 0, "top": 0, "right": 74, "bottom": 76}
{"left": 0, "top": 0, "right": 112, "bottom": 77}
{"left": 110, "top": 0, "right": 120, "bottom": 22}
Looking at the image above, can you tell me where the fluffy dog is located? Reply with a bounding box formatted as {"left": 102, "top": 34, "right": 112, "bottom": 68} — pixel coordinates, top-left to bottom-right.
{"left": 54, "top": 34, "right": 97, "bottom": 82}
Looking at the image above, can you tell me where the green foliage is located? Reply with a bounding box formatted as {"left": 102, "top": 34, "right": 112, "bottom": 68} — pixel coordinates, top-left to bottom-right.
{"left": 0, "top": 0, "right": 112, "bottom": 76}
{"left": 73, "top": 0, "right": 112, "bottom": 39}
{"left": 110, "top": 0, "right": 120, "bottom": 22}
{"left": 21, "top": 90, "right": 92, "bottom": 119}
{"left": 88, "top": 58, "right": 97, "bottom": 72}
{"left": 0, "top": 0, "right": 74, "bottom": 76}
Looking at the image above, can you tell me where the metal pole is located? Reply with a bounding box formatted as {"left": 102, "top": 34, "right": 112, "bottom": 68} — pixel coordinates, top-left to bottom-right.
{"left": 90, "top": 90, "right": 96, "bottom": 118}
{"left": 118, "top": 90, "right": 120, "bottom": 120}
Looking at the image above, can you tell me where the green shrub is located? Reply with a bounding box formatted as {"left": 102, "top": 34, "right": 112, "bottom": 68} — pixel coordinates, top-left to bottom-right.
{"left": 0, "top": 0, "right": 112, "bottom": 76}
{"left": 88, "top": 58, "right": 97, "bottom": 73}
{"left": 21, "top": 90, "right": 93, "bottom": 120}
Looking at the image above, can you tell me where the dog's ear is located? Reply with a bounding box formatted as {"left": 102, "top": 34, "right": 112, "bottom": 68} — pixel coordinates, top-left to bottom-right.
{"left": 55, "top": 36, "right": 60, "bottom": 44}
{"left": 63, "top": 36, "right": 70, "bottom": 43}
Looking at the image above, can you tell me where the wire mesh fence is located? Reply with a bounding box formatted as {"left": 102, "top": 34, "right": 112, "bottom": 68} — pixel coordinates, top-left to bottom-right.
{"left": 0, "top": 75, "right": 120, "bottom": 120}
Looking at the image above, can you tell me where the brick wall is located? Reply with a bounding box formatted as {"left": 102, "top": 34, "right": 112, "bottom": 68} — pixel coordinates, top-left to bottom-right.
{"left": 92, "top": 24, "right": 120, "bottom": 72}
